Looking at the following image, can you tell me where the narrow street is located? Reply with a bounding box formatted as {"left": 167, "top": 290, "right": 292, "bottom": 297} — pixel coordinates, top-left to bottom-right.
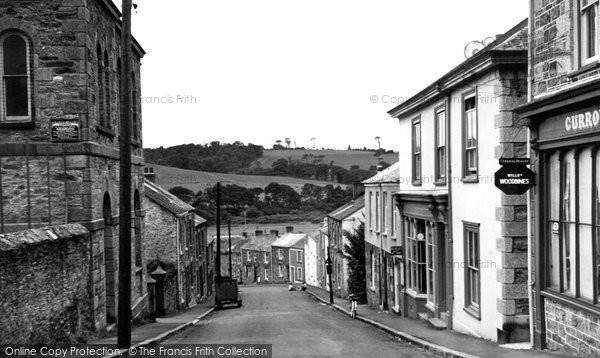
{"left": 164, "top": 286, "right": 435, "bottom": 357}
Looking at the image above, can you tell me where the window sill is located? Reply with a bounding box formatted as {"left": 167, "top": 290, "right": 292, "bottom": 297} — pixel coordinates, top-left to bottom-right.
{"left": 0, "top": 121, "right": 35, "bottom": 129}
{"left": 97, "top": 125, "right": 115, "bottom": 138}
{"left": 463, "top": 305, "right": 481, "bottom": 320}
{"left": 461, "top": 176, "right": 479, "bottom": 184}
{"left": 567, "top": 61, "right": 600, "bottom": 79}
{"left": 132, "top": 139, "right": 141, "bottom": 147}
{"left": 406, "top": 289, "right": 427, "bottom": 299}
{"left": 412, "top": 180, "right": 422, "bottom": 187}
{"left": 434, "top": 179, "right": 447, "bottom": 187}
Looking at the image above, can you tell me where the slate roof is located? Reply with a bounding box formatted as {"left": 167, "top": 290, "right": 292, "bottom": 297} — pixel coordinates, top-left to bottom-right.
{"left": 194, "top": 214, "right": 207, "bottom": 226}
{"left": 272, "top": 233, "right": 308, "bottom": 249}
{"left": 144, "top": 180, "right": 194, "bottom": 217}
{"left": 327, "top": 195, "right": 365, "bottom": 221}
{"left": 241, "top": 235, "right": 280, "bottom": 252}
{"left": 362, "top": 162, "right": 401, "bottom": 184}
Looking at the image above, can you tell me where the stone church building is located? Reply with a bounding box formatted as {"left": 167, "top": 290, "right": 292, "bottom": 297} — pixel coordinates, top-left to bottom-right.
{"left": 0, "top": 0, "right": 147, "bottom": 333}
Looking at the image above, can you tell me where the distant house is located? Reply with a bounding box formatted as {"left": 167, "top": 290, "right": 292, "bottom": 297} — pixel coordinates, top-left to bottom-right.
{"left": 304, "top": 232, "right": 319, "bottom": 287}
{"left": 216, "top": 235, "right": 248, "bottom": 280}
{"left": 143, "top": 180, "right": 199, "bottom": 312}
{"left": 271, "top": 233, "right": 308, "bottom": 284}
{"left": 240, "top": 235, "right": 279, "bottom": 284}
{"left": 363, "top": 163, "right": 401, "bottom": 312}
{"left": 327, "top": 196, "right": 365, "bottom": 298}
{"left": 316, "top": 223, "right": 329, "bottom": 290}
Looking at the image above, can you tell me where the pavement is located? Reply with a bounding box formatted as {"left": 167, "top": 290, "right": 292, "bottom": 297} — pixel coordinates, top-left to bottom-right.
{"left": 88, "top": 295, "right": 215, "bottom": 356}
{"left": 164, "top": 285, "right": 436, "bottom": 357}
{"left": 305, "top": 286, "right": 566, "bottom": 358}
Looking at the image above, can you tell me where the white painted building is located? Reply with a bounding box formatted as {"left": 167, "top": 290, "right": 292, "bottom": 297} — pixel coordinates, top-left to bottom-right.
{"left": 387, "top": 20, "right": 530, "bottom": 343}
{"left": 304, "top": 233, "right": 319, "bottom": 287}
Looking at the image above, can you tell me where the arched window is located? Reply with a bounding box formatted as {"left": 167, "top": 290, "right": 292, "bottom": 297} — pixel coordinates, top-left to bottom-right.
{"left": 132, "top": 70, "right": 139, "bottom": 140}
{"left": 0, "top": 31, "right": 33, "bottom": 123}
{"left": 96, "top": 44, "right": 105, "bottom": 127}
{"left": 103, "top": 50, "right": 111, "bottom": 128}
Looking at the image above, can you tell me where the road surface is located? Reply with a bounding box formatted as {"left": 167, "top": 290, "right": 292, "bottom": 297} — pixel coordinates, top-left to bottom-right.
{"left": 164, "top": 285, "right": 435, "bottom": 357}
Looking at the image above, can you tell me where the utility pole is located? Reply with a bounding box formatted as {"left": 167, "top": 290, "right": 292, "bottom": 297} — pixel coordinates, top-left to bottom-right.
{"left": 215, "top": 183, "right": 221, "bottom": 279}
{"left": 117, "top": 0, "right": 133, "bottom": 348}
{"left": 228, "top": 219, "right": 232, "bottom": 277}
{"left": 326, "top": 247, "right": 334, "bottom": 304}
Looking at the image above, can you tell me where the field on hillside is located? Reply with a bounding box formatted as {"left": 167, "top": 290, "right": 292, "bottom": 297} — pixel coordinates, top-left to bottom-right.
{"left": 151, "top": 165, "right": 347, "bottom": 193}
{"left": 251, "top": 149, "right": 398, "bottom": 170}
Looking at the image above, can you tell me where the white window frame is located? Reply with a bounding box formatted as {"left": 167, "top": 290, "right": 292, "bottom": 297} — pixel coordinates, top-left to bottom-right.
{"left": 463, "top": 93, "right": 478, "bottom": 177}
{"left": 369, "top": 191, "right": 374, "bottom": 230}
{"left": 0, "top": 31, "right": 33, "bottom": 123}
{"left": 382, "top": 192, "right": 388, "bottom": 234}
{"left": 278, "top": 264, "right": 283, "bottom": 277}
{"left": 297, "top": 267, "right": 303, "bottom": 281}
{"left": 581, "top": 0, "right": 600, "bottom": 65}
{"left": 375, "top": 192, "right": 380, "bottom": 232}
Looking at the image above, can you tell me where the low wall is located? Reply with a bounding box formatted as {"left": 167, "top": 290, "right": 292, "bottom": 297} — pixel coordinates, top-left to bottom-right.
{"left": 0, "top": 224, "right": 91, "bottom": 344}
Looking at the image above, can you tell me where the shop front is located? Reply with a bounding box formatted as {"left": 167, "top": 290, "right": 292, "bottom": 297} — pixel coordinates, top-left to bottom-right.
{"left": 396, "top": 192, "right": 449, "bottom": 325}
{"left": 518, "top": 82, "right": 600, "bottom": 353}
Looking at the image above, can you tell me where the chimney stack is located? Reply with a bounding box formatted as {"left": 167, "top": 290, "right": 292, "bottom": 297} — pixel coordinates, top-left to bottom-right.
{"left": 144, "top": 167, "right": 156, "bottom": 183}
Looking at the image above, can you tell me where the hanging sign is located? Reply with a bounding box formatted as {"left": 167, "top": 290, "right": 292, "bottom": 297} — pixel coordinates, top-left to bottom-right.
{"left": 494, "top": 164, "right": 535, "bottom": 195}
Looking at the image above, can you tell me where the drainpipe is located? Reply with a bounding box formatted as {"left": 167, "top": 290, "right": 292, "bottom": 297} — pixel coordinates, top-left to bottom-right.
{"left": 439, "top": 85, "right": 453, "bottom": 329}
{"left": 527, "top": 2, "right": 535, "bottom": 347}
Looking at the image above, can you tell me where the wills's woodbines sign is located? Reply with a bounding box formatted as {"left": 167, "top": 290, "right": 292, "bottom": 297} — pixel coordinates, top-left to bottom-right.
{"left": 495, "top": 162, "right": 535, "bottom": 195}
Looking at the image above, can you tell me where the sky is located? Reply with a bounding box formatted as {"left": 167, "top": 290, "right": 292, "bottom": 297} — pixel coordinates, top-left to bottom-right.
{"left": 131, "top": 0, "right": 528, "bottom": 151}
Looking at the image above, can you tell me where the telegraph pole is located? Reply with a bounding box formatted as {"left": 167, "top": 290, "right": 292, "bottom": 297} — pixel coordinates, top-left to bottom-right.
{"left": 215, "top": 183, "right": 221, "bottom": 279}
{"left": 117, "top": 0, "right": 133, "bottom": 348}
{"left": 228, "top": 219, "right": 232, "bottom": 277}
{"left": 326, "top": 247, "right": 334, "bottom": 304}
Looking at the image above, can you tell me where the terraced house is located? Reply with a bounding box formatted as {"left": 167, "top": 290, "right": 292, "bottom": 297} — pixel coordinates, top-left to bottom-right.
{"left": 388, "top": 20, "right": 530, "bottom": 342}
{"left": 515, "top": 0, "right": 600, "bottom": 354}
{"left": 0, "top": 0, "right": 146, "bottom": 338}
{"left": 363, "top": 162, "right": 401, "bottom": 313}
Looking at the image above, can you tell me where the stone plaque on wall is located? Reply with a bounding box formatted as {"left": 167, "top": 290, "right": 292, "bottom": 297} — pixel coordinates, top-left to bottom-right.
{"left": 51, "top": 120, "right": 80, "bottom": 142}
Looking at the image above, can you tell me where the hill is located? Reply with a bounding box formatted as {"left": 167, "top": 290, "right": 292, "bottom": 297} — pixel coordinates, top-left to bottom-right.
{"left": 150, "top": 164, "right": 348, "bottom": 194}
{"left": 251, "top": 149, "right": 398, "bottom": 170}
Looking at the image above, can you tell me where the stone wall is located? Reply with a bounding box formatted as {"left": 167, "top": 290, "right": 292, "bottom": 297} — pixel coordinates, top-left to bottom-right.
{"left": 0, "top": 224, "right": 92, "bottom": 344}
{"left": 531, "top": 0, "right": 600, "bottom": 97}
{"left": 143, "top": 196, "right": 177, "bottom": 263}
{"left": 531, "top": 0, "right": 572, "bottom": 97}
{"left": 545, "top": 298, "right": 600, "bottom": 356}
